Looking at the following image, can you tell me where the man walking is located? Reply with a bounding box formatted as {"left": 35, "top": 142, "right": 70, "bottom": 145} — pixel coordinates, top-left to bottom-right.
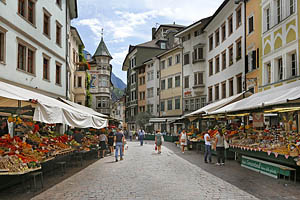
{"left": 138, "top": 129, "right": 145, "bottom": 146}
{"left": 114, "top": 128, "right": 125, "bottom": 162}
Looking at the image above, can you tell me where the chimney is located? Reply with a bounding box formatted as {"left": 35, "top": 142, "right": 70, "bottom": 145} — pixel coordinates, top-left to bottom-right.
{"left": 152, "top": 27, "right": 156, "bottom": 40}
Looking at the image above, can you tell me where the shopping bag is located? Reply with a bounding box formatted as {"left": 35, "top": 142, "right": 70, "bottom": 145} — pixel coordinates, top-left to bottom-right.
{"left": 155, "top": 145, "right": 157, "bottom": 151}
{"left": 224, "top": 139, "right": 229, "bottom": 149}
{"left": 161, "top": 136, "right": 164, "bottom": 142}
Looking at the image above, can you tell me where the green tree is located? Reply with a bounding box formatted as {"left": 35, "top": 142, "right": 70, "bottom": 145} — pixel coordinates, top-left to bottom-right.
{"left": 135, "top": 112, "right": 153, "bottom": 130}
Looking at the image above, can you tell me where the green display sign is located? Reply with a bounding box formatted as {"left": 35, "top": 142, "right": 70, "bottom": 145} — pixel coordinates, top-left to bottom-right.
{"left": 241, "top": 156, "right": 279, "bottom": 178}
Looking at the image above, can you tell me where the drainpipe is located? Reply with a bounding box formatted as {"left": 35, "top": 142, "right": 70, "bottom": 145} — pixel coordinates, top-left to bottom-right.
{"left": 65, "top": 1, "right": 69, "bottom": 99}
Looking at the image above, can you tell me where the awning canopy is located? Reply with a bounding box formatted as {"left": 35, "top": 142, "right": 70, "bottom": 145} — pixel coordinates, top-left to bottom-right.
{"left": 0, "top": 81, "right": 107, "bottom": 129}
{"left": 210, "top": 80, "right": 300, "bottom": 115}
{"left": 149, "top": 117, "right": 180, "bottom": 123}
{"left": 58, "top": 98, "right": 108, "bottom": 118}
{"left": 184, "top": 92, "right": 251, "bottom": 117}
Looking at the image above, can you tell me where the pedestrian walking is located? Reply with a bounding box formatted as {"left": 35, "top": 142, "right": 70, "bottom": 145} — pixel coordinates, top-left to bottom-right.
{"left": 107, "top": 128, "right": 114, "bottom": 155}
{"left": 155, "top": 130, "right": 163, "bottom": 154}
{"left": 138, "top": 129, "right": 145, "bottom": 146}
{"left": 215, "top": 129, "right": 225, "bottom": 166}
{"left": 129, "top": 130, "right": 133, "bottom": 141}
{"left": 204, "top": 131, "right": 212, "bottom": 163}
{"left": 98, "top": 131, "right": 108, "bottom": 158}
{"left": 179, "top": 129, "right": 187, "bottom": 153}
{"left": 114, "top": 128, "right": 125, "bottom": 162}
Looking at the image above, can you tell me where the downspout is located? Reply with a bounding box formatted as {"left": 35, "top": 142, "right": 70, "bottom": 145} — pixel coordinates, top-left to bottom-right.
{"left": 244, "top": 1, "right": 247, "bottom": 92}
{"left": 65, "top": 1, "right": 69, "bottom": 99}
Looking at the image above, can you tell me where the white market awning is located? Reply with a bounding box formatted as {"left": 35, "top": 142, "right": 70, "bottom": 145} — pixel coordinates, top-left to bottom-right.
{"left": 149, "top": 117, "right": 180, "bottom": 123}
{"left": 210, "top": 80, "right": 300, "bottom": 115}
{"left": 184, "top": 92, "right": 251, "bottom": 118}
{"left": 0, "top": 81, "right": 107, "bottom": 129}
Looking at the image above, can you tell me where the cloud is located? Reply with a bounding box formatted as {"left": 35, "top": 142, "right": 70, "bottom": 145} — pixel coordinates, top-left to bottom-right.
{"left": 111, "top": 49, "right": 129, "bottom": 82}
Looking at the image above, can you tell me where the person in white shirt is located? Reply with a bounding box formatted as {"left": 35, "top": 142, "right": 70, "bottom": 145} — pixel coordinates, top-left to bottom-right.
{"left": 204, "top": 131, "right": 212, "bottom": 163}
{"left": 179, "top": 129, "right": 187, "bottom": 153}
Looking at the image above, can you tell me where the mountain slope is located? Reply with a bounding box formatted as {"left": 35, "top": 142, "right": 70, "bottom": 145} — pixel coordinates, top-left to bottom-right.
{"left": 111, "top": 73, "right": 126, "bottom": 90}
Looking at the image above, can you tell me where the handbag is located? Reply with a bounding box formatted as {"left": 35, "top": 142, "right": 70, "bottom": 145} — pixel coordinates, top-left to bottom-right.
{"left": 224, "top": 139, "right": 229, "bottom": 149}
{"left": 161, "top": 136, "right": 164, "bottom": 142}
{"left": 155, "top": 145, "right": 157, "bottom": 151}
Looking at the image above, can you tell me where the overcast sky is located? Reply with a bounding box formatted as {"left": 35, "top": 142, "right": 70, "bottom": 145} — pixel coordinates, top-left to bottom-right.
{"left": 72, "top": 0, "right": 224, "bottom": 83}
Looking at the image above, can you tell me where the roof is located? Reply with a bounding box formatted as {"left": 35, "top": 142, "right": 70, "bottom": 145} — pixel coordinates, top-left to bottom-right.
{"left": 136, "top": 39, "right": 160, "bottom": 48}
{"left": 93, "top": 37, "right": 112, "bottom": 59}
{"left": 70, "top": 26, "right": 84, "bottom": 47}
{"left": 210, "top": 80, "right": 300, "bottom": 115}
{"left": 154, "top": 23, "right": 185, "bottom": 37}
{"left": 175, "top": 16, "right": 212, "bottom": 37}
{"left": 203, "top": 0, "right": 230, "bottom": 31}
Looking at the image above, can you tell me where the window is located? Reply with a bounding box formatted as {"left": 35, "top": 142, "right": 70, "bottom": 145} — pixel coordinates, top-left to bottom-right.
{"left": 228, "top": 15, "right": 233, "bottom": 35}
{"left": 266, "top": 63, "right": 271, "bottom": 84}
{"left": 18, "top": 0, "right": 25, "bottom": 17}
{"left": 195, "top": 98, "right": 201, "bottom": 110}
{"left": 168, "top": 57, "right": 172, "bottom": 66}
{"left": 193, "top": 47, "right": 204, "bottom": 61}
{"left": 215, "top": 29, "right": 220, "bottom": 47}
{"left": 276, "top": 0, "right": 281, "bottom": 24}
{"left": 78, "top": 76, "right": 82, "bottom": 88}
{"left": 229, "top": 78, "right": 234, "bottom": 96}
{"left": 139, "top": 76, "right": 145, "bottom": 85}
{"left": 190, "top": 99, "right": 195, "bottom": 111}
{"left": 221, "top": 23, "right": 226, "bottom": 41}
{"left": 215, "top": 56, "right": 220, "bottom": 73}
{"left": 229, "top": 45, "right": 233, "bottom": 65}
{"left": 73, "top": 75, "right": 76, "bottom": 87}
{"left": 208, "top": 87, "right": 213, "bottom": 102}
{"left": 187, "top": 34, "right": 191, "bottom": 40}
{"left": 222, "top": 51, "right": 226, "bottom": 70}
{"left": 161, "top": 80, "right": 165, "bottom": 90}
{"left": 209, "top": 59, "right": 213, "bottom": 76}
{"left": 236, "top": 6, "right": 242, "bottom": 28}
{"left": 160, "top": 101, "right": 165, "bottom": 112}
{"left": 236, "top": 39, "right": 242, "bottom": 61}
{"left": 237, "top": 74, "right": 242, "bottom": 93}
{"left": 175, "top": 98, "right": 180, "bottom": 109}
{"left": 175, "top": 54, "right": 180, "bottom": 64}
{"left": 221, "top": 82, "right": 226, "bottom": 99}
{"left": 28, "top": 0, "right": 35, "bottom": 24}
{"left": 147, "top": 88, "right": 154, "bottom": 98}
{"left": 167, "top": 100, "right": 172, "bottom": 110}
{"left": 140, "top": 92, "right": 145, "bottom": 100}
{"left": 0, "top": 30, "right": 5, "bottom": 63}
{"left": 184, "top": 100, "right": 190, "bottom": 111}
{"left": 209, "top": 35, "right": 213, "bottom": 51}
{"left": 175, "top": 76, "right": 180, "bottom": 87}
{"left": 194, "top": 72, "right": 203, "bottom": 85}
{"left": 17, "top": 41, "right": 36, "bottom": 75}
{"left": 17, "top": 44, "right": 26, "bottom": 71}
{"left": 215, "top": 84, "right": 219, "bottom": 100}
{"left": 248, "top": 16, "right": 254, "bottom": 34}
{"left": 43, "top": 10, "right": 51, "bottom": 37}
{"left": 290, "top": 0, "right": 295, "bottom": 15}
{"left": 160, "top": 42, "right": 166, "bottom": 49}
{"left": 55, "top": 63, "right": 61, "bottom": 85}
{"left": 43, "top": 57, "right": 50, "bottom": 81}
{"left": 201, "top": 97, "right": 206, "bottom": 108}
{"left": 278, "top": 58, "right": 283, "bottom": 80}
{"left": 147, "top": 104, "right": 154, "bottom": 113}
{"left": 56, "top": 22, "right": 62, "bottom": 46}
{"left": 161, "top": 60, "right": 166, "bottom": 70}
{"left": 291, "top": 53, "right": 297, "bottom": 76}
{"left": 168, "top": 77, "right": 172, "bottom": 89}
{"left": 147, "top": 71, "right": 154, "bottom": 81}
{"left": 184, "top": 53, "right": 190, "bottom": 65}
{"left": 266, "top": 8, "right": 270, "bottom": 31}
{"left": 184, "top": 76, "right": 189, "bottom": 88}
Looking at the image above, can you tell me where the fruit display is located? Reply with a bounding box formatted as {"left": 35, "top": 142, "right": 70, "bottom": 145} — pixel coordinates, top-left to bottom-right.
{"left": 0, "top": 156, "right": 29, "bottom": 173}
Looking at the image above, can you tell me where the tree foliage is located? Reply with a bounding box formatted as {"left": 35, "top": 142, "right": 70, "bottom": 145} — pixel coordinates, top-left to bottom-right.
{"left": 135, "top": 112, "right": 153, "bottom": 129}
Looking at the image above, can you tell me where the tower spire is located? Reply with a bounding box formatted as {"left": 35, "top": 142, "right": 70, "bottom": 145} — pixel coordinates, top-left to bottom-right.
{"left": 101, "top": 28, "right": 104, "bottom": 39}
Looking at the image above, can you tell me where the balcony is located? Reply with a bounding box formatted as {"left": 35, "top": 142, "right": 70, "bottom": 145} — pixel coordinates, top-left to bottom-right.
{"left": 90, "top": 87, "right": 110, "bottom": 94}
{"left": 193, "top": 84, "right": 205, "bottom": 96}
{"left": 96, "top": 108, "right": 110, "bottom": 115}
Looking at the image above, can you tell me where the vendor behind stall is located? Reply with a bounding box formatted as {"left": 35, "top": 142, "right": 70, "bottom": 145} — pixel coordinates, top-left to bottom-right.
{"left": 74, "top": 128, "right": 84, "bottom": 143}
{"left": 0, "top": 119, "right": 9, "bottom": 137}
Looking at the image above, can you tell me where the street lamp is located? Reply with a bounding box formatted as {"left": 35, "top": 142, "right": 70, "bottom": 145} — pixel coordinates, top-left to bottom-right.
{"left": 235, "top": 0, "right": 248, "bottom": 92}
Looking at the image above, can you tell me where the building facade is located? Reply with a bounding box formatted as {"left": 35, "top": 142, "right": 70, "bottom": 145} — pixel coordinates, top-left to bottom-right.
{"left": 204, "top": 0, "right": 245, "bottom": 103}
{"left": 0, "top": 0, "right": 77, "bottom": 98}
{"left": 137, "top": 64, "right": 146, "bottom": 113}
{"left": 260, "top": 0, "right": 299, "bottom": 91}
{"left": 88, "top": 37, "right": 113, "bottom": 116}
{"left": 176, "top": 17, "right": 211, "bottom": 115}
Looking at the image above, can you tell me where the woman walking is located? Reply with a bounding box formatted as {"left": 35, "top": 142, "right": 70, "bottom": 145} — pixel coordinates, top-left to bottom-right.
{"left": 107, "top": 128, "right": 114, "bottom": 155}
{"left": 215, "top": 129, "right": 225, "bottom": 166}
{"left": 155, "top": 130, "right": 163, "bottom": 154}
{"left": 179, "top": 129, "right": 187, "bottom": 153}
{"left": 98, "top": 132, "right": 108, "bottom": 158}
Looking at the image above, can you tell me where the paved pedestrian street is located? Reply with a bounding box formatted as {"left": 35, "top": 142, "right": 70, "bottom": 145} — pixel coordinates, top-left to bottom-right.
{"left": 32, "top": 142, "right": 258, "bottom": 200}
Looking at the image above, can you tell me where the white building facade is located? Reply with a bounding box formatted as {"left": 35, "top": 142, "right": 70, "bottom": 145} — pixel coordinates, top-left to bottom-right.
{"left": 260, "top": 0, "right": 299, "bottom": 90}
{"left": 204, "top": 0, "right": 245, "bottom": 103}
{"left": 0, "top": 0, "right": 77, "bottom": 98}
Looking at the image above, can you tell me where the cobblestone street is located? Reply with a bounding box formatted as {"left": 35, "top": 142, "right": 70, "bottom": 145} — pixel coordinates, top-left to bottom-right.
{"left": 32, "top": 142, "right": 257, "bottom": 200}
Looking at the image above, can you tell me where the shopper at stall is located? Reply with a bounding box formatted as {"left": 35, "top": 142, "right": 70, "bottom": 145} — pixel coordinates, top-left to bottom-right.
{"left": 204, "top": 130, "right": 212, "bottom": 163}
{"left": 98, "top": 132, "right": 108, "bottom": 158}
{"left": 215, "top": 129, "right": 225, "bottom": 166}
{"left": 114, "top": 128, "right": 125, "bottom": 162}
{"left": 129, "top": 129, "right": 133, "bottom": 141}
{"left": 74, "top": 128, "right": 84, "bottom": 144}
{"left": 0, "top": 119, "right": 8, "bottom": 137}
{"left": 155, "top": 130, "right": 163, "bottom": 154}
{"left": 179, "top": 129, "right": 187, "bottom": 153}
{"left": 107, "top": 128, "right": 114, "bottom": 155}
